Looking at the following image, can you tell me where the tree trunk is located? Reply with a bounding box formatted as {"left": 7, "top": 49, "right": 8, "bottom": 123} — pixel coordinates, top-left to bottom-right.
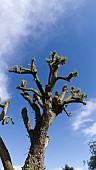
{"left": 22, "top": 98, "right": 56, "bottom": 170}
{"left": 22, "top": 138, "right": 45, "bottom": 170}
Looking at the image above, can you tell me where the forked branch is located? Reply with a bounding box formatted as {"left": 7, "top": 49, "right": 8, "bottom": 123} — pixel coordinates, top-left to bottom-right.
{"left": 0, "top": 100, "right": 14, "bottom": 125}
{"left": 9, "top": 58, "right": 45, "bottom": 96}
{"left": 21, "top": 91, "right": 41, "bottom": 123}
{"left": 16, "top": 80, "right": 42, "bottom": 98}
{"left": 45, "top": 52, "right": 78, "bottom": 92}
{"left": 63, "top": 86, "right": 87, "bottom": 103}
{"left": 52, "top": 85, "right": 87, "bottom": 116}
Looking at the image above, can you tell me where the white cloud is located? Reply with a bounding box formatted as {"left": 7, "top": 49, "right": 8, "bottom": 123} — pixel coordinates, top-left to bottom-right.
{"left": 14, "top": 165, "right": 21, "bottom": 170}
{"left": 82, "top": 123, "right": 96, "bottom": 137}
{"left": 0, "top": 61, "right": 10, "bottom": 101}
{"left": 0, "top": 0, "right": 31, "bottom": 56}
{"left": 0, "top": 0, "right": 86, "bottom": 101}
{"left": 0, "top": 0, "right": 32, "bottom": 100}
{"left": 72, "top": 99, "right": 96, "bottom": 138}
{"left": 0, "top": 0, "right": 86, "bottom": 56}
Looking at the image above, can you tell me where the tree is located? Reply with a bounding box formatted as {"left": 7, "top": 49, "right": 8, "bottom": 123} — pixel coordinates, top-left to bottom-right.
{"left": 62, "top": 164, "right": 75, "bottom": 170}
{"left": 0, "top": 52, "right": 87, "bottom": 170}
{"left": 87, "top": 141, "right": 96, "bottom": 170}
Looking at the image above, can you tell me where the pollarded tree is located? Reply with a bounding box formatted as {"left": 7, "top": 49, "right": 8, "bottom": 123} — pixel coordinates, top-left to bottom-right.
{"left": 0, "top": 52, "right": 87, "bottom": 170}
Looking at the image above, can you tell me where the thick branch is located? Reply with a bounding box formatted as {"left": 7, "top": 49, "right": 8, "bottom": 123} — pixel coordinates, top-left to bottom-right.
{"left": 0, "top": 137, "right": 15, "bottom": 170}
{"left": 52, "top": 84, "right": 68, "bottom": 111}
{"left": 31, "top": 58, "right": 45, "bottom": 95}
{"left": 47, "top": 51, "right": 57, "bottom": 84}
{"left": 21, "top": 92, "right": 39, "bottom": 111}
{"left": 21, "top": 91, "right": 41, "bottom": 124}
{"left": 32, "top": 73, "right": 45, "bottom": 96}
{"left": 41, "top": 94, "right": 57, "bottom": 131}
{"left": 33, "top": 94, "right": 43, "bottom": 108}
{"left": 46, "top": 53, "right": 67, "bottom": 92}
{"left": 21, "top": 108, "right": 33, "bottom": 141}
{"left": 46, "top": 71, "right": 78, "bottom": 92}
{"left": 58, "top": 84, "right": 68, "bottom": 102}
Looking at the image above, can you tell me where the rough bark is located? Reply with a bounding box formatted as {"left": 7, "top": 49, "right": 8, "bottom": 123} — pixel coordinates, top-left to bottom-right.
{"left": 21, "top": 96, "right": 56, "bottom": 170}
{"left": 0, "top": 137, "right": 15, "bottom": 170}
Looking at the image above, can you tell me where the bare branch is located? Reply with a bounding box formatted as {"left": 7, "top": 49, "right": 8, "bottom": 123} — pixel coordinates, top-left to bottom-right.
{"left": 21, "top": 91, "right": 41, "bottom": 124}
{"left": 58, "top": 84, "right": 68, "bottom": 102}
{"left": 8, "top": 65, "right": 31, "bottom": 74}
{"left": 45, "top": 52, "right": 78, "bottom": 92}
{"left": 30, "top": 58, "right": 45, "bottom": 95}
{"left": 52, "top": 85, "right": 87, "bottom": 117}
{"left": 33, "top": 73, "right": 45, "bottom": 96}
{"left": 52, "top": 84, "right": 68, "bottom": 107}
{"left": 63, "top": 107, "right": 72, "bottom": 117}
{"left": 62, "top": 86, "right": 87, "bottom": 105}
{"left": 56, "top": 76, "right": 70, "bottom": 81}
{"left": 21, "top": 91, "right": 38, "bottom": 110}
{"left": 9, "top": 58, "right": 45, "bottom": 96}
{"left": 0, "top": 100, "right": 14, "bottom": 125}
{"left": 47, "top": 51, "right": 57, "bottom": 84}
{"left": 64, "top": 71, "right": 78, "bottom": 81}
{"left": 56, "top": 71, "right": 78, "bottom": 82}
{"left": 21, "top": 108, "right": 33, "bottom": 141}
{"left": 16, "top": 81, "right": 42, "bottom": 97}
{"left": 0, "top": 137, "right": 15, "bottom": 170}
{"left": 33, "top": 94, "right": 43, "bottom": 108}
{"left": 45, "top": 52, "right": 67, "bottom": 92}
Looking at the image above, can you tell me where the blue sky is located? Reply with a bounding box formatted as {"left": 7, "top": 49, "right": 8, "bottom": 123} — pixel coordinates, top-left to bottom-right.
{"left": 0, "top": 0, "right": 96, "bottom": 170}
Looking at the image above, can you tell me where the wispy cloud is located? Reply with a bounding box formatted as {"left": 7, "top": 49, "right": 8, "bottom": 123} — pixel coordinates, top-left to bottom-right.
{"left": 72, "top": 99, "right": 96, "bottom": 138}
{"left": 0, "top": 0, "right": 86, "bottom": 100}
{"left": 0, "top": 0, "right": 86, "bottom": 55}
{"left": 14, "top": 165, "right": 21, "bottom": 170}
{"left": 0, "top": 0, "right": 32, "bottom": 100}
{"left": 82, "top": 123, "right": 96, "bottom": 137}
